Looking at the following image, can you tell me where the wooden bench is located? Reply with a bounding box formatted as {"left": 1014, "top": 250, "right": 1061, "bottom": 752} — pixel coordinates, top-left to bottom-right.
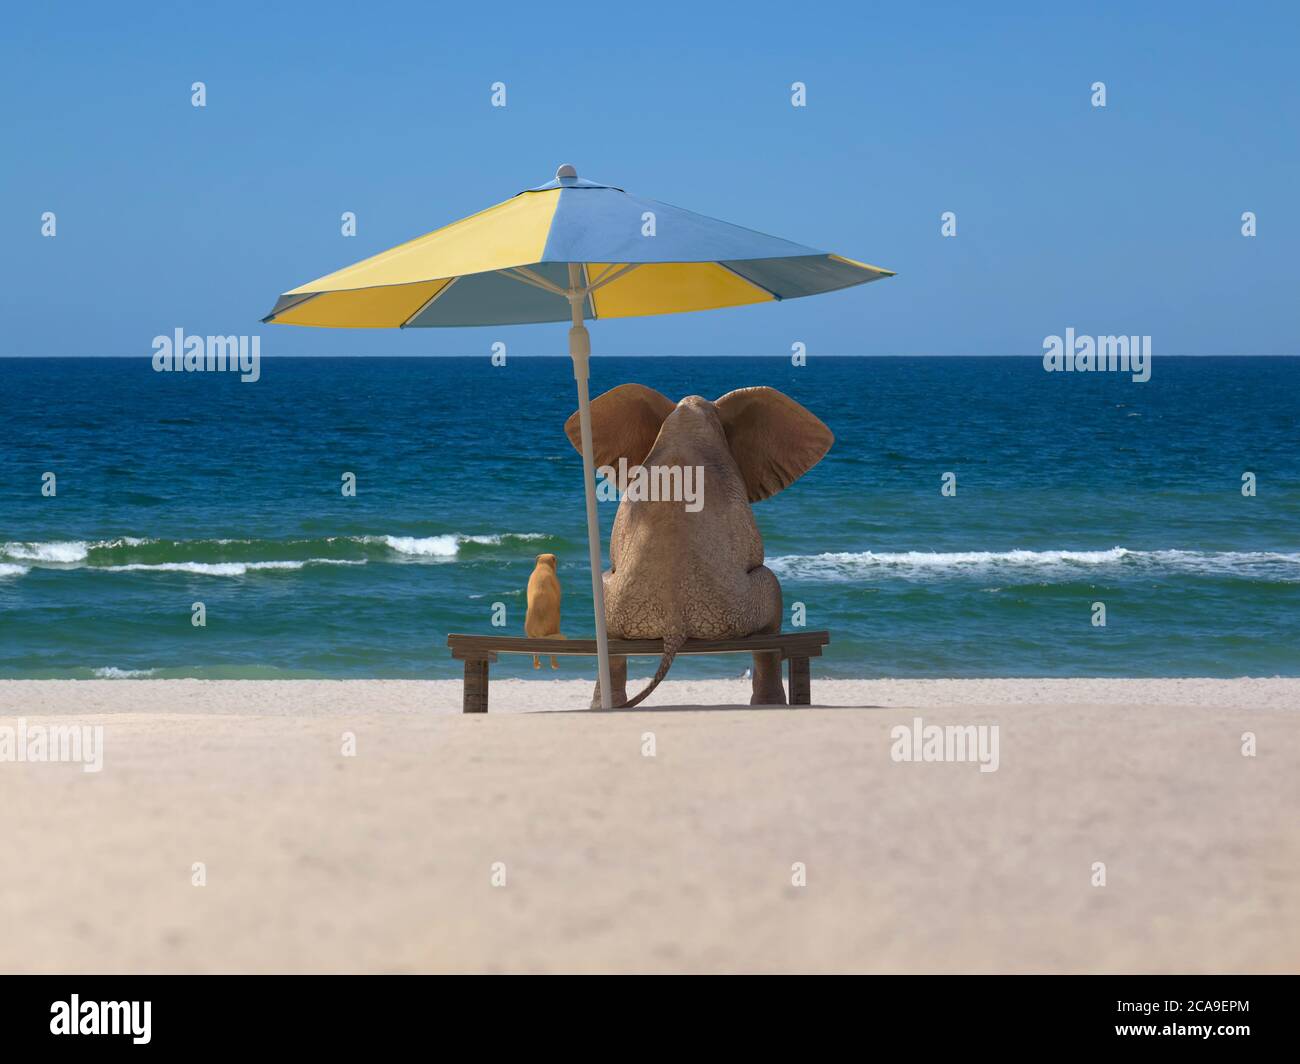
{"left": 446, "top": 631, "right": 830, "bottom": 713}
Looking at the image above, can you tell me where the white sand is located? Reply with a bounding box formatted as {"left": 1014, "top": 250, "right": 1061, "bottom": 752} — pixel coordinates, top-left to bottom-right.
{"left": 1, "top": 677, "right": 1297, "bottom": 973}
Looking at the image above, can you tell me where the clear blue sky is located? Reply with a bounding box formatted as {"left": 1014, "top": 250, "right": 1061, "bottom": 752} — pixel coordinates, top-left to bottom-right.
{"left": 3, "top": 0, "right": 1296, "bottom": 356}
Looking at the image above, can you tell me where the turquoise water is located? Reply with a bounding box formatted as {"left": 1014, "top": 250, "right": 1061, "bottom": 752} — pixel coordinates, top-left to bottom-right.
{"left": 1, "top": 356, "right": 1296, "bottom": 679}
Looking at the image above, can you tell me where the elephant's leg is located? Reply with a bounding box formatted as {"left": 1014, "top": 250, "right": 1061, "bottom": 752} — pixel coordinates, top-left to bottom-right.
{"left": 747, "top": 566, "right": 787, "bottom": 706}
{"left": 591, "top": 654, "right": 627, "bottom": 709}
{"left": 751, "top": 648, "right": 786, "bottom": 705}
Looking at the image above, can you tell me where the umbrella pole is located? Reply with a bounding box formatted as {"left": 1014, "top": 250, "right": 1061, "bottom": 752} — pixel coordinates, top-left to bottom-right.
{"left": 568, "top": 268, "right": 614, "bottom": 709}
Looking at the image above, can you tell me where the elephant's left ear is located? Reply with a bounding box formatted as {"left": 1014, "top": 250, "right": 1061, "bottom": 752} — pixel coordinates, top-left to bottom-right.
{"left": 565, "top": 383, "right": 676, "bottom": 468}
{"left": 714, "top": 387, "right": 834, "bottom": 502}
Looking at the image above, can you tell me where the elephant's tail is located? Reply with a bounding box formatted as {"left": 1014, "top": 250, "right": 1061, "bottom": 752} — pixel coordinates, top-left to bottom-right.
{"left": 620, "top": 631, "right": 686, "bottom": 709}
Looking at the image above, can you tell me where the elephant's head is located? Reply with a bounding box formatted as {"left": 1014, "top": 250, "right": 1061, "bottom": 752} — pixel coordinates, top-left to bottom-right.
{"left": 563, "top": 384, "right": 833, "bottom": 504}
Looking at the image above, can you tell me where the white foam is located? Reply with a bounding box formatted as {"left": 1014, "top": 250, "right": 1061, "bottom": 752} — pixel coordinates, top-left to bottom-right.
{"left": 2, "top": 540, "right": 90, "bottom": 563}
{"left": 101, "top": 559, "right": 365, "bottom": 577}
{"left": 1144, "top": 549, "right": 1300, "bottom": 569}
{"left": 372, "top": 534, "right": 461, "bottom": 557}
{"left": 766, "top": 547, "right": 1300, "bottom": 581}
{"left": 0, "top": 563, "right": 29, "bottom": 578}
{"left": 368, "top": 532, "right": 546, "bottom": 556}
{"left": 3, "top": 534, "right": 550, "bottom": 568}
{"left": 92, "top": 666, "right": 157, "bottom": 679}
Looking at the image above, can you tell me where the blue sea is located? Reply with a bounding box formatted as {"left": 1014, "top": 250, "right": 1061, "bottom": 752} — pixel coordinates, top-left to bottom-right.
{"left": 1, "top": 356, "right": 1296, "bottom": 679}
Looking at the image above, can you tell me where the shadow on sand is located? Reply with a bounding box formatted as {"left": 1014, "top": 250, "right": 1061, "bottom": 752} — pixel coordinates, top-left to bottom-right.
{"left": 541, "top": 702, "right": 884, "bottom": 714}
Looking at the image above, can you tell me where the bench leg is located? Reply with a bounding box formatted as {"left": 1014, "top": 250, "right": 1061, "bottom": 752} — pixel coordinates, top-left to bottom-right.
{"left": 787, "top": 656, "right": 811, "bottom": 706}
{"left": 463, "top": 658, "right": 490, "bottom": 713}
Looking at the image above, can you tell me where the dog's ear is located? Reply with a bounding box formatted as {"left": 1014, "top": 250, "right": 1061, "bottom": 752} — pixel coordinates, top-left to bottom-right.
{"left": 714, "top": 387, "right": 833, "bottom": 502}
{"left": 566, "top": 384, "right": 676, "bottom": 468}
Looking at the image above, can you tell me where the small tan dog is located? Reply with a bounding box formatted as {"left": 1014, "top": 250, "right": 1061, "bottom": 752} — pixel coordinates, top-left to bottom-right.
{"left": 525, "top": 553, "right": 565, "bottom": 668}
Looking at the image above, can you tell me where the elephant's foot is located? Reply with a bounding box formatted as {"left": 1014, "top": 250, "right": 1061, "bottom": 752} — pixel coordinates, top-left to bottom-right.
{"left": 745, "top": 568, "right": 786, "bottom": 705}
{"left": 590, "top": 654, "right": 628, "bottom": 709}
{"left": 590, "top": 683, "right": 629, "bottom": 709}
{"left": 750, "top": 650, "right": 787, "bottom": 706}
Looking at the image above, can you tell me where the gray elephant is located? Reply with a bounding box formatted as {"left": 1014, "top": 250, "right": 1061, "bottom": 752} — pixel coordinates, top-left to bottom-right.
{"left": 564, "top": 384, "right": 833, "bottom": 708}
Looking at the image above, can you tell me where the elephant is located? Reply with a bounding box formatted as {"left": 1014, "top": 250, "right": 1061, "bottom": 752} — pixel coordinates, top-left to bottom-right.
{"left": 563, "top": 384, "right": 833, "bottom": 708}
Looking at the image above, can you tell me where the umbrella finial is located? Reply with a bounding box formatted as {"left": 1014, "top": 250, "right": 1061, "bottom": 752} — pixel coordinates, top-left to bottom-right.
{"left": 556, "top": 163, "right": 578, "bottom": 180}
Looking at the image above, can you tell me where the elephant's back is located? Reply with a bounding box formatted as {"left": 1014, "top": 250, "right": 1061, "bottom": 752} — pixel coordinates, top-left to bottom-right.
{"left": 607, "top": 493, "right": 770, "bottom": 640}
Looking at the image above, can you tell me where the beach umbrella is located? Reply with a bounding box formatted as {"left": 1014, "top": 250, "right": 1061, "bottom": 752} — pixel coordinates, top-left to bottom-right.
{"left": 263, "top": 165, "right": 893, "bottom": 707}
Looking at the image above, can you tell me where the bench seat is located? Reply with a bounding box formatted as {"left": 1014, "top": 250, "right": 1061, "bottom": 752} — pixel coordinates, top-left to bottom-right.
{"left": 446, "top": 631, "right": 830, "bottom": 712}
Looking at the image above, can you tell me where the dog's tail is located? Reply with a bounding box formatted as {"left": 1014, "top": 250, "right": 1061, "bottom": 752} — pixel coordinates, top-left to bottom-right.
{"left": 619, "top": 630, "right": 685, "bottom": 709}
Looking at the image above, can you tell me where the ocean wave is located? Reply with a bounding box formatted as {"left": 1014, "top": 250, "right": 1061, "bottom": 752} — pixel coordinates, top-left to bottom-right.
{"left": 767, "top": 547, "right": 1300, "bottom": 582}
{"left": 92, "top": 666, "right": 158, "bottom": 679}
{"left": 0, "top": 532, "right": 553, "bottom": 572}
{"left": 364, "top": 532, "right": 549, "bottom": 557}
{"left": 366, "top": 534, "right": 460, "bottom": 557}
{"left": 101, "top": 559, "right": 367, "bottom": 577}
{"left": 2, "top": 540, "right": 90, "bottom": 563}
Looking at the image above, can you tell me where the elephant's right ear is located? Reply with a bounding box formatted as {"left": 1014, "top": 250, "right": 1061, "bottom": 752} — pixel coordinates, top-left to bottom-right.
{"left": 714, "top": 387, "right": 833, "bottom": 502}
{"left": 565, "top": 384, "right": 676, "bottom": 468}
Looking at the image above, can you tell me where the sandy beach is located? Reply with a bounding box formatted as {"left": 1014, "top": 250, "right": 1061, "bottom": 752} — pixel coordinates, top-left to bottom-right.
{"left": 1, "top": 677, "right": 1297, "bottom": 974}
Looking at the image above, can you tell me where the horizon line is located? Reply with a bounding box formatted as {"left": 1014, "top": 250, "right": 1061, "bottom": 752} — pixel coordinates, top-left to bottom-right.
{"left": 3, "top": 353, "right": 1298, "bottom": 360}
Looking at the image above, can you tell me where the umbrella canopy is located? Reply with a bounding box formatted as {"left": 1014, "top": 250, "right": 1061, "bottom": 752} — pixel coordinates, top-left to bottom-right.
{"left": 264, "top": 165, "right": 893, "bottom": 709}
{"left": 263, "top": 168, "right": 893, "bottom": 328}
